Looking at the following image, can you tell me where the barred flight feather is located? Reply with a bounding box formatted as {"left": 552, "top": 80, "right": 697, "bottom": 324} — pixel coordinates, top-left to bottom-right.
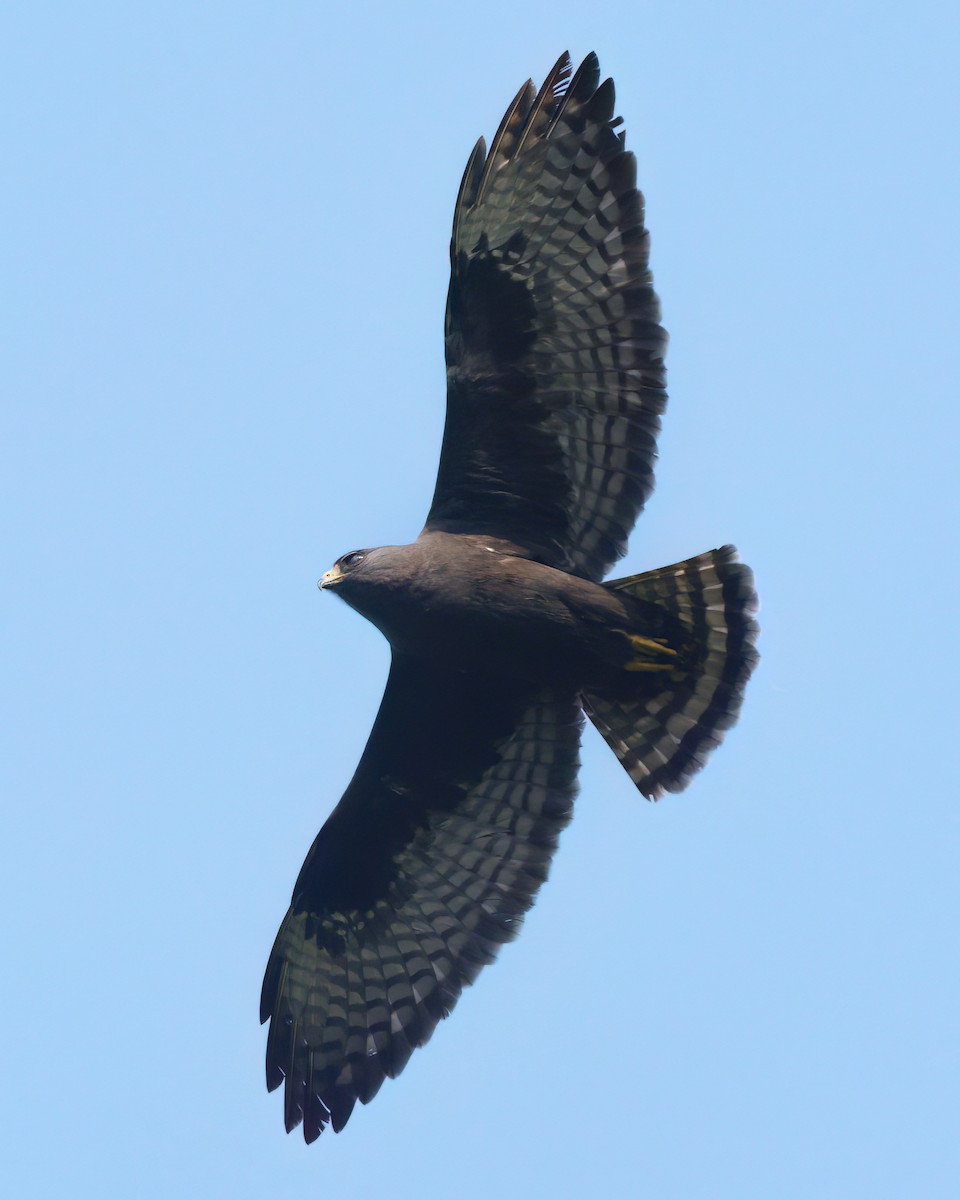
{"left": 428, "top": 50, "right": 667, "bottom": 582}
{"left": 261, "top": 691, "right": 582, "bottom": 1141}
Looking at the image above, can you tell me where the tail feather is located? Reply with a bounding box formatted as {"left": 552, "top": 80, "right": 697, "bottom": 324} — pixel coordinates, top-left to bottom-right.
{"left": 584, "top": 546, "right": 758, "bottom": 799}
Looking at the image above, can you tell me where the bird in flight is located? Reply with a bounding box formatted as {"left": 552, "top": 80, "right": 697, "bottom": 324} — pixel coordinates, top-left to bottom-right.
{"left": 261, "top": 51, "right": 758, "bottom": 1142}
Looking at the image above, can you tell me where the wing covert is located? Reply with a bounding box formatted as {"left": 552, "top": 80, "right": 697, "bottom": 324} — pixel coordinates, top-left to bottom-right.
{"left": 425, "top": 52, "right": 667, "bottom": 581}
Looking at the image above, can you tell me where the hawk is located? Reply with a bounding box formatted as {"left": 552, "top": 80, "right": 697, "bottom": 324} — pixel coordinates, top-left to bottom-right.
{"left": 262, "top": 51, "right": 758, "bottom": 1142}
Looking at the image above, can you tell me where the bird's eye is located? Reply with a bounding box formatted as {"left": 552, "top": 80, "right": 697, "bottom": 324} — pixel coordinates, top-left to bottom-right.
{"left": 340, "top": 551, "right": 366, "bottom": 569}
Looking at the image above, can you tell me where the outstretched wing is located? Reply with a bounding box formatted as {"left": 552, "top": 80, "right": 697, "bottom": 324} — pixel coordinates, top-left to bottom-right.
{"left": 261, "top": 658, "right": 582, "bottom": 1141}
{"left": 424, "top": 52, "right": 667, "bottom": 582}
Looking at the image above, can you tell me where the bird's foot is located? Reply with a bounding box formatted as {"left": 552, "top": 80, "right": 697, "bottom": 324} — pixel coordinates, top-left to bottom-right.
{"left": 623, "top": 633, "right": 678, "bottom": 672}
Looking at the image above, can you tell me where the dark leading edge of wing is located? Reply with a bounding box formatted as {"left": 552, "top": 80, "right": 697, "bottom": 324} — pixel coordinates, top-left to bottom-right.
{"left": 261, "top": 659, "right": 583, "bottom": 1140}
{"left": 425, "top": 52, "right": 667, "bottom": 582}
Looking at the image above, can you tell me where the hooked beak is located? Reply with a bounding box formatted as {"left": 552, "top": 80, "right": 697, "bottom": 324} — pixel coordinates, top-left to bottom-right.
{"left": 318, "top": 566, "right": 343, "bottom": 590}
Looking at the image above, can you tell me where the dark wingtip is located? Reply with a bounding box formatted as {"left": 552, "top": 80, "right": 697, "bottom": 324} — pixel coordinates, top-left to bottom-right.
{"left": 455, "top": 136, "right": 487, "bottom": 222}
{"left": 327, "top": 1086, "right": 359, "bottom": 1134}
{"left": 302, "top": 1116, "right": 324, "bottom": 1144}
{"left": 571, "top": 51, "right": 601, "bottom": 98}
{"left": 547, "top": 50, "right": 573, "bottom": 95}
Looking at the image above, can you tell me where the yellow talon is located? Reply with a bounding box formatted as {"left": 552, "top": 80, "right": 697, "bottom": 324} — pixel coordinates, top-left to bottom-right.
{"left": 627, "top": 633, "right": 678, "bottom": 658}
{"left": 621, "top": 631, "right": 679, "bottom": 672}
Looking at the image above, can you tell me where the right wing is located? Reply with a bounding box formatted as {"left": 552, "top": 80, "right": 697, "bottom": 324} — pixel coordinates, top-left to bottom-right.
{"left": 261, "top": 657, "right": 582, "bottom": 1140}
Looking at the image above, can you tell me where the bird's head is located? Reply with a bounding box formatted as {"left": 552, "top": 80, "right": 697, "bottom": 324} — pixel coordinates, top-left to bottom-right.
{"left": 318, "top": 548, "right": 372, "bottom": 591}
{"left": 318, "top": 544, "right": 422, "bottom": 640}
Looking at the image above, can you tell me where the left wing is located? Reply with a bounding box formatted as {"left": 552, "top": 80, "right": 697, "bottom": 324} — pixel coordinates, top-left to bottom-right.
{"left": 425, "top": 52, "right": 667, "bottom": 581}
{"left": 261, "top": 658, "right": 582, "bottom": 1140}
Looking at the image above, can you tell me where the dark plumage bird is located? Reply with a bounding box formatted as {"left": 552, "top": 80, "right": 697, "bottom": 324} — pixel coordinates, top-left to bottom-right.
{"left": 262, "top": 52, "right": 758, "bottom": 1142}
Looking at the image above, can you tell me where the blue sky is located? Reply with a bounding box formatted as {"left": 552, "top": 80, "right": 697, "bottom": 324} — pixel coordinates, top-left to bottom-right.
{"left": 3, "top": 2, "right": 958, "bottom": 1196}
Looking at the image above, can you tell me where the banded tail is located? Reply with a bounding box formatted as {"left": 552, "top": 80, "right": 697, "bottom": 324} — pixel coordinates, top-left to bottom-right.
{"left": 584, "top": 546, "right": 758, "bottom": 799}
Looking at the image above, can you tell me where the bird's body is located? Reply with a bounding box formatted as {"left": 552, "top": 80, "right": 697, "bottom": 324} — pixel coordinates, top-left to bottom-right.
{"left": 323, "top": 532, "right": 678, "bottom": 693}
{"left": 262, "top": 52, "right": 758, "bottom": 1142}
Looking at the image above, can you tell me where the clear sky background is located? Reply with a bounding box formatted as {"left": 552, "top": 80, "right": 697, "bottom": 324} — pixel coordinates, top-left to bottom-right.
{"left": 3, "top": 3, "right": 958, "bottom": 1197}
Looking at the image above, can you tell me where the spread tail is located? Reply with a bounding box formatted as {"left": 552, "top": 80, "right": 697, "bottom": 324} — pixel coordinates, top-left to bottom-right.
{"left": 584, "top": 546, "right": 758, "bottom": 799}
